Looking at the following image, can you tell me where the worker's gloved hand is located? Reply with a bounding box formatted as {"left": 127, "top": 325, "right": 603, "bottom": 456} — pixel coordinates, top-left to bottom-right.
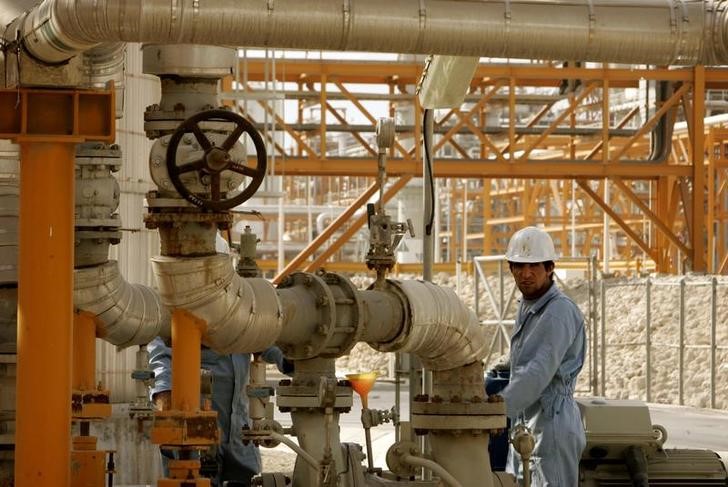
{"left": 152, "top": 390, "right": 172, "bottom": 411}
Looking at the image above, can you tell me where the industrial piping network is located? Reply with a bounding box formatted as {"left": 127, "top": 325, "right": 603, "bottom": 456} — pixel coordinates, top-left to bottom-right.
{"left": 4, "top": 0, "right": 728, "bottom": 486}
{"left": 69, "top": 42, "right": 497, "bottom": 487}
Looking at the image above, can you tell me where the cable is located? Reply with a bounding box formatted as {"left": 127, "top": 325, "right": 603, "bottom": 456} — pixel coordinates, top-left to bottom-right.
{"left": 423, "top": 108, "right": 435, "bottom": 236}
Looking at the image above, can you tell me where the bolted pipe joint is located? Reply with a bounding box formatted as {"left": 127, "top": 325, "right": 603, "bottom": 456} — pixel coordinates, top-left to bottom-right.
{"left": 276, "top": 271, "right": 363, "bottom": 360}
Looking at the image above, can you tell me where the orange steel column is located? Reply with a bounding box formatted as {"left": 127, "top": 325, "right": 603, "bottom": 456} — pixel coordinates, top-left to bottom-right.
{"left": 171, "top": 309, "right": 206, "bottom": 412}
{"left": 15, "top": 140, "right": 78, "bottom": 487}
{"left": 73, "top": 311, "right": 97, "bottom": 391}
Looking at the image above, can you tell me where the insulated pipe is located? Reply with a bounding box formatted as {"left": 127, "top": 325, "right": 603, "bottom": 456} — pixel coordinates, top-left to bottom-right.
{"left": 74, "top": 260, "right": 170, "bottom": 347}
{"left": 13, "top": 0, "right": 728, "bottom": 66}
{"left": 82, "top": 43, "right": 126, "bottom": 118}
{"left": 370, "top": 279, "right": 488, "bottom": 370}
{"left": 152, "top": 254, "right": 282, "bottom": 354}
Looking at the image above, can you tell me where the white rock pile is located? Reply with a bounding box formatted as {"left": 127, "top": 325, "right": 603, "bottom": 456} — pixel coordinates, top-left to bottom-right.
{"left": 334, "top": 272, "right": 728, "bottom": 410}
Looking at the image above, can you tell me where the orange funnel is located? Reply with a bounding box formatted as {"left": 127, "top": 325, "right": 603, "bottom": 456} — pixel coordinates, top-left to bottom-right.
{"left": 346, "top": 372, "right": 378, "bottom": 409}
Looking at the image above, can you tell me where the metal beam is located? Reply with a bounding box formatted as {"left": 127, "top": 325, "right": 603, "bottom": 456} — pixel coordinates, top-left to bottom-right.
{"left": 577, "top": 180, "right": 658, "bottom": 261}
{"left": 260, "top": 156, "right": 693, "bottom": 178}
{"left": 303, "top": 176, "right": 412, "bottom": 271}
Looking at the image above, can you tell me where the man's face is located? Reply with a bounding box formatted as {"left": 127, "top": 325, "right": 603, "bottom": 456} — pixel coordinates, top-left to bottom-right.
{"left": 509, "top": 262, "right": 552, "bottom": 300}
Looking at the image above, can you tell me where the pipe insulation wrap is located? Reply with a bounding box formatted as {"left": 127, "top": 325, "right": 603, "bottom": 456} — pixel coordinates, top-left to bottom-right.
{"left": 371, "top": 279, "right": 488, "bottom": 370}
{"left": 12, "top": 0, "right": 728, "bottom": 65}
{"left": 74, "top": 260, "right": 170, "bottom": 347}
{"left": 152, "top": 254, "right": 282, "bottom": 354}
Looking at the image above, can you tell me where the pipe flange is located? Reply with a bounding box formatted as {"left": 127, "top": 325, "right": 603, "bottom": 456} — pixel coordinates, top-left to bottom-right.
{"left": 385, "top": 441, "right": 421, "bottom": 478}
{"left": 316, "top": 271, "right": 364, "bottom": 357}
{"left": 276, "top": 272, "right": 336, "bottom": 360}
{"left": 411, "top": 397, "right": 506, "bottom": 433}
{"left": 276, "top": 381, "right": 353, "bottom": 412}
{"left": 366, "top": 279, "right": 411, "bottom": 353}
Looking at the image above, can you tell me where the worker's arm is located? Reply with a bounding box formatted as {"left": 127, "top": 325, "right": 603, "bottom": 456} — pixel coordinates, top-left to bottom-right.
{"left": 147, "top": 337, "right": 173, "bottom": 410}
{"left": 500, "top": 301, "right": 579, "bottom": 418}
{"left": 260, "top": 346, "right": 295, "bottom": 375}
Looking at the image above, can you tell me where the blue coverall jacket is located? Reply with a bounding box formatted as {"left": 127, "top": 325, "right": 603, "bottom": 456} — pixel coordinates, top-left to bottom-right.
{"left": 148, "top": 337, "right": 290, "bottom": 485}
{"left": 501, "top": 282, "right": 587, "bottom": 486}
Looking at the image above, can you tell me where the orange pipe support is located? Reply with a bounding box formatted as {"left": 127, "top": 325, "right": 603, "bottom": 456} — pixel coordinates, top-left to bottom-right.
{"left": 171, "top": 309, "right": 207, "bottom": 412}
{"left": 15, "top": 140, "right": 78, "bottom": 487}
{"left": 73, "top": 311, "right": 97, "bottom": 391}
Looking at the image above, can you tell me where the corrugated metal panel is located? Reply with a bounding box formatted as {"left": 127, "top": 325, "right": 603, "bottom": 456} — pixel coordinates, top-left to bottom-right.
{"left": 99, "top": 43, "right": 162, "bottom": 404}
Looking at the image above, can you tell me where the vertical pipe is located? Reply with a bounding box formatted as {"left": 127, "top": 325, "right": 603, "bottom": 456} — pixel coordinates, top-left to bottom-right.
{"left": 692, "top": 66, "right": 706, "bottom": 272}
{"left": 645, "top": 278, "right": 651, "bottom": 403}
{"left": 474, "top": 259, "right": 480, "bottom": 318}
{"left": 603, "top": 181, "right": 610, "bottom": 274}
{"left": 320, "top": 73, "right": 327, "bottom": 158}
{"left": 600, "top": 280, "right": 606, "bottom": 397}
{"left": 171, "top": 309, "right": 206, "bottom": 412}
{"left": 571, "top": 180, "right": 576, "bottom": 256}
{"left": 15, "top": 141, "right": 76, "bottom": 487}
{"left": 73, "top": 311, "right": 97, "bottom": 391}
{"left": 421, "top": 108, "right": 435, "bottom": 478}
{"left": 590, "top": 255, "right": 598, "bottom": 395}
{"left": 710, "top": 277, "right": 717, "bottom": 409}
{"left": 678, "top": 278, "right": 685, "bottom": 406}
{"left": 498, "top": 259, "right": 505, "bottom": 355}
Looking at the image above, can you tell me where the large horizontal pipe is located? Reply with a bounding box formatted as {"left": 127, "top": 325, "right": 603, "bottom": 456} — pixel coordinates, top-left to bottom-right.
{"left": 11, "top": 0, "right": 728, "bottom": 66}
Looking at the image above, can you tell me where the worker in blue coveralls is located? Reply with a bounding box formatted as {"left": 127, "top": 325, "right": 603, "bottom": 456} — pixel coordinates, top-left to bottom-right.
{"left": 498, "top": 226, "right": 587, "bottom": 486}
{"left": 149, "top": 235, "right": 293, "bottom": 487}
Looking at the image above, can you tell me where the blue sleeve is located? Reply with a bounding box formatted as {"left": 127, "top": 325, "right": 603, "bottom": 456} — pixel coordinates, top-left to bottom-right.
{"left": 147, "top": 336, "right": 172, "bottom": 397}
{"left": 501, "top": 304, "right": 578, "bottom": 418}
{"left": 260, "top": 346, "right": 294, "bottom": 375}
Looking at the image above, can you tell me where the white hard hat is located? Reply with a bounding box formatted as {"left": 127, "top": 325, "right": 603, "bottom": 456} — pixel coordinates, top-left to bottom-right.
{"left": 505, "top": 226, "right": 558, "bottom": 263}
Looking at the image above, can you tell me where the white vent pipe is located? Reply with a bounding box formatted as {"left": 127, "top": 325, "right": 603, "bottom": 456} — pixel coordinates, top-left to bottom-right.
{"left": 74, "top": 260, "right": 170, "bottom": 347}
{"left": 13, "top": 0, "right": 728, "bottom": 66}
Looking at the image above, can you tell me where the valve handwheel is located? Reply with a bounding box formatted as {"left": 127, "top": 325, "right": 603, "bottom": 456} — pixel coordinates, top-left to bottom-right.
{"left": 166, "top": 109, "right": 267, "bottom": 211}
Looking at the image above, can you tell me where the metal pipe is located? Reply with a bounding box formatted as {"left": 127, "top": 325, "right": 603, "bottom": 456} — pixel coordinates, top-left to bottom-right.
{"left": 401, "top": 455, "right": 463, "bottom": 487}
{"left": 645, "top": 278, "right": 651, "bottom": 403}
{"left": 710, "top": 277, "right": 717, "bottom": 409}
{"left": 600, "top": 280, "right": 606, "bottom": 397}
{"left": 371, "top": 279, "right": 488, "bottom": 370}
{"left": 152, "top": 254, "right": 282, "bottom": 354}
{"left": 269, "top": 431, "right": 320, "bottom": 471}
{"left": 12, "top": 0, "right": 728, "bottom": 66}
{"left": 679, "top": 277, "right": 685, "bottom": 405}
{"left": 81, "top": 43, "right": 126, "bottom": 118}
{"left": 74, "top": 260, "right": 170, "bottom": 348}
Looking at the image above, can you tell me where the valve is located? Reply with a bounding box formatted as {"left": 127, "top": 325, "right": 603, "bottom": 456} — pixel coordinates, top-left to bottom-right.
{"left": 166, "top": 109, "right": 267, "bottom": 211}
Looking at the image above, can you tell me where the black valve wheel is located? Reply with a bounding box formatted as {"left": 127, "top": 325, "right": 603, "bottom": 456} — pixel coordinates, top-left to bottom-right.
{"left": 166, "top": 109, "right": 267, "bottom": 211}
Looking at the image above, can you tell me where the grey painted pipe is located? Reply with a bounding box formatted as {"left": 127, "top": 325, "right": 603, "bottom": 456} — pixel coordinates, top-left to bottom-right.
{"left": 13, "top": 0, "right": 728, "bottom": 66}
